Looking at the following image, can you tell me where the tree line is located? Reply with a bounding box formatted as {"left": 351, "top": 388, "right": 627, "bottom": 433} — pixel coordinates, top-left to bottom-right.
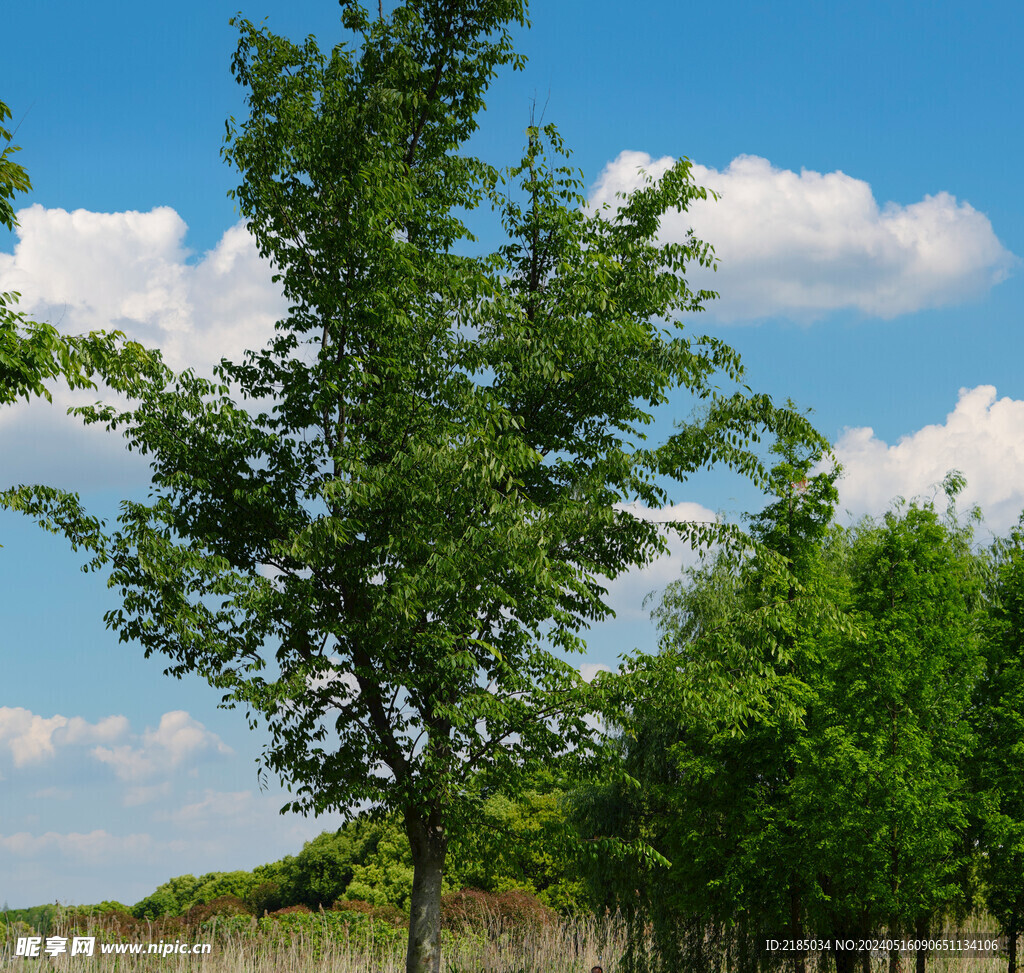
{"left": 578, "top": 433, "right": 1024, "bottom": 973}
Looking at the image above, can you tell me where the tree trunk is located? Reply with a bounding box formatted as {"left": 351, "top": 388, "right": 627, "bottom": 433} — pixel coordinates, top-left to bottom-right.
{"left": 834, "top": 944, "right": 858, "bottom": 973}
{"left": 405, "top": 810, "right": 448, "bottom": 973}
{"left": 790, "top": 885, "right": 806, "bottom": 973}
{"left": 860, "top": 912, "right": 872, "bottom": 973}
{"left": 915, "top": 915, "right": 928, "bottom": 973}
{"left": 1008, "top": 908, "right": 1018, "bottom": 973}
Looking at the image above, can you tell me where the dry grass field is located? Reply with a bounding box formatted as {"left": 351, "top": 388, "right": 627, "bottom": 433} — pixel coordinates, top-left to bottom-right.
{"left": 1, "top": 907, "right": 1010, "bottom": 973}
{"left": 0, "top": 907, "right": 626, "bottom": 973}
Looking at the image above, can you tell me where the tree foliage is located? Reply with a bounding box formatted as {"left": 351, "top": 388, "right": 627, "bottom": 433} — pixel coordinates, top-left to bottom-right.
{"left": 579, "top": 455, "right": 988, "bottom": 973}
{"left": 2, "top": 5, "right": 820, "bottom": 971}
{"left": 974, "top": 515, "right": 1024, "bottom": 973}
{"left": 125, "top": 781, "right": 585, "bottom": 921}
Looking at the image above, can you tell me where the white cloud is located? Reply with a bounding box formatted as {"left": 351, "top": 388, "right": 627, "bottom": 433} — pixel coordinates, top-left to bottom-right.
{"left": 832, "top": 385, "right": 1024, "bottom": 534}
{"left": 0, "top": 829, "right": 167, "bottom": 865}
{"left": 1, "top": 707, "right": 231, "bottom": 802}
{"left": 603, "top": 501, "right": 719, "bottom": 620}
{"left": 91, "top": 710, "right": 233, "bottom": 783}
{"left": 155, "top": 789, "right": 252, "bottom": 827}
{"left": 30, "top": 787, "right": 73, "bottom": 800}
{"left": 0, "top": 707, "right": 129, "bottom": 767}
{"left": 62, "top": 715, "right": 130, "bottom": 745}
{"left": 0, "top": 206, "right": 282, "bottom": 372}
{"left": 0, "top": 207, "right": 285, "bottom": 489}
{"left": 589, "top": 152, "right": 1016, "bottom": 322}
{"left": 579, "top": 663, "right": 612, "bottom": 683}
{"left": 0, "top": 709, "right": 69, "bottom": 766}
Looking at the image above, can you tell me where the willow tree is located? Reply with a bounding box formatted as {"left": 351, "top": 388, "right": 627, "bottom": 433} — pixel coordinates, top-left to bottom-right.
{"left": 2, "top": 3, "right": 820, "bottom": 970}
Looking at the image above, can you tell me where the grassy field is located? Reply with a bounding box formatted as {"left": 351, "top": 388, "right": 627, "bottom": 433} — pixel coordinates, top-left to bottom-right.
{"left": 0, "top": 907, "right": 626, "bottom": 973}
{"left": 1, "top": 907, "right": 1011, "bottom": 973}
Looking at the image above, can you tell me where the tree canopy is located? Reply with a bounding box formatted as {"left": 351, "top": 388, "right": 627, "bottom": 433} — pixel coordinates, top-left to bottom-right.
{"left": 1, "top": 4, "right": 822, "bottom": 971}
{"left": 579, "top": 453, "right": 989, "bottom": 973}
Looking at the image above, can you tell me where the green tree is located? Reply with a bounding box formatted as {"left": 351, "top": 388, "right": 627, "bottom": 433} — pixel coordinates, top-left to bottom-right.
{"left": 450, "top": 771, "right": 587, "bottom": 912}
{"left": 974, "top": 515, "right": 1024, "bottom": 973}
{"left": 2, "top": 4, "right": 820, "bottom": 971}
{"left": 131, "top": 874, "right": 205, "bottom": 919}
{"left": 829, "top": 494, "right": 983, "bottom": 973}
{"left": 583, "top": 464, "right": 984, "bottom": 973}
{"left": 579, "top": 434, "right": 845, "bottom": 973}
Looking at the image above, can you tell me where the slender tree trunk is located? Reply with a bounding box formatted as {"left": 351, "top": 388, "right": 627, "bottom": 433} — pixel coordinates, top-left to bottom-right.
{"left": 1008, "top": 908, "right": 1019, "bottom": 973}
{"left": 405, "top": 810, "right": 448, "bottom": 973}
{"left": 834, "top": 944, "right": 857, "bottom": 973}
{"left": 915, "top": 915, "right": 928, "bottom": 973}
{"left": 860, "top": 912, "right": 872, "bottom": 973}
{"left": 790, "top": 885, "right": 806, "bottom": 973}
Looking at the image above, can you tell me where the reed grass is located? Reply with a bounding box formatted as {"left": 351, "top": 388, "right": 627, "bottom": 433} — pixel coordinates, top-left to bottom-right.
{"left": 0, "top": 908, "right": 628, "bottom": 973}
{"left": 1, "top": 908, "right": 1011, "bottom": 973}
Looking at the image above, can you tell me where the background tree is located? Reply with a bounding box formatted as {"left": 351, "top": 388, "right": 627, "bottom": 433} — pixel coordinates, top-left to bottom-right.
{"left": 827, "top": 491, "right": 983, "bottom": 973}
{"left": 581, "top": 464, "right": 985, "bottom": 973}
{"left": 2, "top": 3, "right": 820, "bottom": 971}
{"left": 582, "top": 434, "right": 846, "bottom": 973}
{"left": 974, "top": 515, "right": 1024, "bottom": 973}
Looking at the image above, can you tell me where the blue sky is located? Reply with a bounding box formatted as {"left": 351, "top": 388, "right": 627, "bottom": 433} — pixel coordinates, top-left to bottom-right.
{"left": 2, "top": 0, "right": 1023, "bottom": 909}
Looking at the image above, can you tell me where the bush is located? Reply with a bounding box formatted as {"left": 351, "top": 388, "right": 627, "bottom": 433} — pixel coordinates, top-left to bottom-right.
{"left": 492, "top": 890, "right": 557, "bottom": 929}
{"left": 331, "top": 897, "right": 407, "bottom": 927}
{"left": 441, "top": 889, "right": 556, "bottom": 933}
{"left": 185, "top": 895, "right": 251, "bottom": 924}
{"left": 245, "top": 879, "right": 284, "bottom": 916}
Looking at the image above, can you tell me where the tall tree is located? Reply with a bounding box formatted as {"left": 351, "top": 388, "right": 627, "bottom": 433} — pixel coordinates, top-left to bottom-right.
{"left": 974, "top": 515, "right": 1024, "bottom": 973}
{"left": 583, "top": 467, "right": 985, "bottom": 973}
{"left": 835, "top": 491, "right": 983, "bottom": 973}
{"left": 577, "top": 431, "right": 846, "bottom": 973}
{"left": 2, "top": 4, "right": 820, "bottom": 971}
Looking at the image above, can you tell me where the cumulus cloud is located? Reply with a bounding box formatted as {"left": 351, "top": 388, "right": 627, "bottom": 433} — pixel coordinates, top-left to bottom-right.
{"left": 832, "top": 385, "right": 1024, "bottom": 534}
{"left": 90, "top": 710, "right": 233, "bottom": 784}
{"left": 0, "top": 207, "right": 285, "bottom": 489}
{"left": 0, "top": 708, "right": 129, "bottom": 767}
{"left": 589, "top": 152, "right": 1016, "bottom": 322}
{"left": 1, "top": 706, "right": 231, "bottom": 801}
{"left": 0, "top": 206, "right": 283, "bottom": 372}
